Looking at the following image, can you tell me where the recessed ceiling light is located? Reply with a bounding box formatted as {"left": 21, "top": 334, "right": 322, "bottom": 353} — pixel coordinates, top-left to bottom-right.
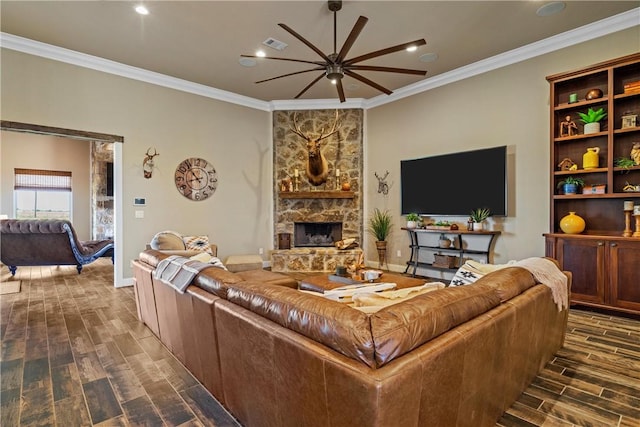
{"left": 135, "top": 5, "right": 149, "bottom": 15}
{"left": 406, "top": 46, "right": 418, "bottom": 52}
{"left": 238, "top": 57, "right": 257, "bottom": 67}
{"left": 536, "top": 2, "right": 566, "bottom": 17}
{"left": 256, "top": 50, "right": 266, "bottom": 58}
{"left": 419, "top": 52, "right": 439, "bottom": 63}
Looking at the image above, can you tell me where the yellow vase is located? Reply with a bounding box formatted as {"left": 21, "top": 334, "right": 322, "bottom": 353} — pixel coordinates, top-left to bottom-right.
{"left": 560, "top": 212, "right": 586, "bottom": 234}
{"left": 583, "top": 147, "right": 600, "bottom": 169}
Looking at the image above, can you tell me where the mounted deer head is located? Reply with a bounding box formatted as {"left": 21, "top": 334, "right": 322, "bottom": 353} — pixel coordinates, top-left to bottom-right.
{"left": 289, "top": 110, "right": 340, "bottom": 186}
{"left": 142, "top": 147, "right": 159, "bottom": 179}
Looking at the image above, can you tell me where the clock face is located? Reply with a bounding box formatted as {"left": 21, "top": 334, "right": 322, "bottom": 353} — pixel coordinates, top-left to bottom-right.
{"left": 174, "top": 157, "right": 217, "bottom": 201}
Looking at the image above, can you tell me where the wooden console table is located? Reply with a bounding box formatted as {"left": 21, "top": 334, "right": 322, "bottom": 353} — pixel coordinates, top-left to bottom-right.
{"left": 402, "top": 228, "right": 500, "bottom": 277}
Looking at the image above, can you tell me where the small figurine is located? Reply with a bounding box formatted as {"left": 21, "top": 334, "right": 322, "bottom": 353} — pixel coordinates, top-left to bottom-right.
{"left": 559, "top": 115, "right": 578, "bottom": 137}
{"left": 281, "top": 177, "right": 292, "bottom": 192}
{"left": 631, "top": 142, "right": 640, "bottom": 166}
{"left": 557, "top": 157, "right": 576, "bottom": 171}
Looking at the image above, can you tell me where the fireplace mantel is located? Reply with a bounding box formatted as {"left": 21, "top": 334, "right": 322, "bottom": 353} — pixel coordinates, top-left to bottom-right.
{"left": 279, "top": 191, "right": 354, "bottom": 199}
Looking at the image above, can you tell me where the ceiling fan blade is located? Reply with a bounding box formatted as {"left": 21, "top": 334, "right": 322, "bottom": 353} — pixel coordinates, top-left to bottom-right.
{"left": 241, "top": 55, "right": 324, "bottom": 66}
{"left": 336, "top": 16, "right": 368, "bottom": 63}
{"left": 347, "top": 65, "right": 427, "bottom": 76}
{"left": 278, "top": 23, "right": 332, "bottom": 63}
{"left": 344, "top": 70, "right": 393, "bottom": 95}
{"left": 295, "top": 73, "right": 325, "bottom": 99}
{"left": 256, "top": 68, "right": 325, "bottom": 84}
{"left": 336, "top": 79, "right": 346, "bottom": 103}
{"left": 344, "top": 39, "right": 426, "bottom": 65}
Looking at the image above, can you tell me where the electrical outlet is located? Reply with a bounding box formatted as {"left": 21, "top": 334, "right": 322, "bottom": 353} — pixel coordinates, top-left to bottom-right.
{"left": 396, "top": 250, "right": 402, "bottom": 257}
{"left": 259, "top": 248, "right": 264, "bottom": 255}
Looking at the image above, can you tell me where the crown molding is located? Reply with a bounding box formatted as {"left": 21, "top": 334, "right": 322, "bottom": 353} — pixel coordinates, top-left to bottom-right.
{"left": 2, "top": 7, "right": 638, "bottom": 112}
{"left": 269, "top": 98, "right": 366, "bottom": 111}
{"left": 365, "top": 7, "right": 640, "bottom": 109}
{"left": 0, "top": 32, "right": 272, "bottom": 112}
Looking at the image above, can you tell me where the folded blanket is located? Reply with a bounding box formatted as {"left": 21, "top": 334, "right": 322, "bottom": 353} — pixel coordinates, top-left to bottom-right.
{"left": 154, "top": 255, "right": 211, "bottom": 293}
{"left": 514, "top": 257, "right": 568, "bottom": 311}
{"left": 352, "top": 282, "right": 446, "bottom": 313}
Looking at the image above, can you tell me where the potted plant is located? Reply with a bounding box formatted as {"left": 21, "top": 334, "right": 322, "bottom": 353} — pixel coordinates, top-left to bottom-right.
{"left": 469, "top": 207, "right": 491, "bottom": 231}
{"left": 557, "top": 176, "right": 585, "bottom": 195}
{"left": 406, "top": 213, "right": 421, "bottom": 229}
{"left": 368, "top": 208, "right": 393, "bottom": 268}
{"left": 578, "top": 107, "right": 607, "bottom": 135}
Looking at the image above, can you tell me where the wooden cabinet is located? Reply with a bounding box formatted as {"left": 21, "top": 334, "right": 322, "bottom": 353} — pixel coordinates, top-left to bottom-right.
{"left": 546, "top": 53, "right": 640, "bottom": 315}
{"left": 545, "top": 234, "right": 640, "bottom": 314}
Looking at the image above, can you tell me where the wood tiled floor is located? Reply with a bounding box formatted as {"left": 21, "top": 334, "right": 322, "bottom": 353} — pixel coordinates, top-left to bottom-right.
{"left": 1, "top": 260, "right": 639, "bottom": 426}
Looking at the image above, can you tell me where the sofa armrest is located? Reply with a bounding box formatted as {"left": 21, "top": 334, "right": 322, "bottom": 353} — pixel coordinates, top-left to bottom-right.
{"left": 145, "top": 243, "right": 217, "bottom": 257}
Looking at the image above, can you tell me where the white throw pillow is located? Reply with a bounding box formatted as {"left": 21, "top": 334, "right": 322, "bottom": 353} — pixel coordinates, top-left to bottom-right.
{"left": 449, "top": 260, "right": 509, "bottom": 286}
{"left": 189, "top": 252, "right": 228, "bottom": 270}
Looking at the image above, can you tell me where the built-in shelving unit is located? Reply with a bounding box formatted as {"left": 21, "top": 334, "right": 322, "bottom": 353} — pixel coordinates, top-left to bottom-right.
{"left": 544, "top": 53, "right": 640, "bottom": 315}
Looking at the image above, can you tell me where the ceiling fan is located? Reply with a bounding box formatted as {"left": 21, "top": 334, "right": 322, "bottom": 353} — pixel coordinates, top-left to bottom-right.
{"left": 242, "top": 0, "right": 427, "bottom": 102}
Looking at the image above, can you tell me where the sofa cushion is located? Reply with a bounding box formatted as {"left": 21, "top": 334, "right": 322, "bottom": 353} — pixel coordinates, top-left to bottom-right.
{"left": 193, "top": 267, "right": 245, "bottom": 299}
{"left": 235, "top": 269, "right": 298, "bottom": 289}
{"left": 150, "top": 231, "right": 185, "bottom": 250}
{"left": 226, "top": 282, "right": 376, "bottom": 367}
{"left": 474, "top": 267, "right": 536, "bottom": 302}
{"left": 370, "top": 283, "right": 500, "bottom": 367}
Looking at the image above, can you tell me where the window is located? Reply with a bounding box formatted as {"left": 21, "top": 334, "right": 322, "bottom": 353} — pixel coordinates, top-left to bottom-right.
{"left": 14, "top": 168, "right": 72, "bottom": 220}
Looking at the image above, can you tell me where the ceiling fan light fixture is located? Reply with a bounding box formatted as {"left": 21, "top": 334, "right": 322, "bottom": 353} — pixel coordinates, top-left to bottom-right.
{"left": 255, "top": 50, "right": 266, "bottom": 58}
{"left": 406, "top": 45, "right": 418, "bottom": 52}
{"left": 325, "top": 63, "right": 343, "bottom": 81}
{"left": 134, "top": 5, "right": 149, "bottom": 15}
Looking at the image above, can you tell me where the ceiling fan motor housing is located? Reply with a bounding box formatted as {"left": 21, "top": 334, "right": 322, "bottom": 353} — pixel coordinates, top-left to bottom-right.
{"left": 328, "top": 1, "right": 342, "bottom": 12}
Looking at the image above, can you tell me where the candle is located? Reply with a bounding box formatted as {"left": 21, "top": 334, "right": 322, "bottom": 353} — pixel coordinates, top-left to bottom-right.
{"left": 624, "top": 201, "right": 634, "bottom": 211}
{"left": 294, "top": 169, "right": 298, "bottom": 177}
{"left": 336, "top": 168, "right": 340, "bottom": 177}
{"left": 569, "top": 93, "right": 578, "bottom": 103}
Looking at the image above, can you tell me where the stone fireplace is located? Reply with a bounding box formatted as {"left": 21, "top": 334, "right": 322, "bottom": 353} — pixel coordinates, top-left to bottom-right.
{"left": 272, "top": 109, "right": 364, "bottom": 272}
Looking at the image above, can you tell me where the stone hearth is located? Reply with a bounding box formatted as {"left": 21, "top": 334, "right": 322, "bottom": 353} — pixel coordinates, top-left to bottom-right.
{"left": 271, "top": 248, "right": 363, "bottom": 273}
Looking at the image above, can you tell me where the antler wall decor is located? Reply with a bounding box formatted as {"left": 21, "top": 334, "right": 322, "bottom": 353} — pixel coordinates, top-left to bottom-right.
{"left": 289, "top": 110, "right": 341, "bottom": 186}
{"left": 143, "top": 147, "right": 159, "bottom": 179}
{"left": 375, "top": 170, "right": 389, "bottom": 195}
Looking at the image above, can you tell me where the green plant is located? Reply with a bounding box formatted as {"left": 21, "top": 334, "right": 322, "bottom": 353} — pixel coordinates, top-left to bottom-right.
{"left": 470, "top": 207, "right": 491, "bottom": 223}
{"left": 368, "top": 208, "right": 393, "bottom": 241}
{"left": 577, "top": 107, "right": 607, "bottom": 124}
{"left": 556, "top": 176, "right": 585, "bottom": 189}
{"left": 406, "top": 213, "right": 421, "bottom": 222}
{"left": 615, "top": 157, "right": 636, "bottom": 169}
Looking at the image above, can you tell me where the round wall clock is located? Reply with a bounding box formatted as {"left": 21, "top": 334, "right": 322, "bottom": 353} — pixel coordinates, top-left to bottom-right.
{"left": 174, "top": 157, "right": 217, "bottom": 201}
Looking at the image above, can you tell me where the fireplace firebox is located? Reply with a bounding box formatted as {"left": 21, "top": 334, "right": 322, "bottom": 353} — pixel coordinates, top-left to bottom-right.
{"left": 294, "top": 222, "right": 342, "bottom": 247}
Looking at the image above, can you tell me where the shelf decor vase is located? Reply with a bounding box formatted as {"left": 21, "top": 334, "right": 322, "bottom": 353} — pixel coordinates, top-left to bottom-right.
{"left": 583, "top": 147, "right": 600, "bottom": 169}
{"left": 375, "top": 240, "right": 387, "bottom": 269}
{"left": 560, "top": 212, "right": 586, "bottom": 234}
{"left": 472, "top": 221, "right": 484, "bottom": 231}
{"left": 583, "top": 122, "right": 600, "bottom": 135}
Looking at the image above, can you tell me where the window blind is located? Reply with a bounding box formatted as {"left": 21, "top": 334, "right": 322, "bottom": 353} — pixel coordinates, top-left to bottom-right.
{"left": 14, "top": 168, "right": 72, "bottom": 192}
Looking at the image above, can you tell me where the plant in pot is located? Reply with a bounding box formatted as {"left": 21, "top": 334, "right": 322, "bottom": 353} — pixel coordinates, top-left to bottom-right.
{"left": 557, "top": 176, "right": 585, "bottom": 195}
{"left": 578, "top": 107, "right": 607, "bottom": 135}
{"left": 406, "top": 213, "right": 421, "bottom": 229}
{"left": 469, "top": 207, "right": 491, "bottom": 231}
{"left": 368, "top": 208, "right": 393, "bottom": 268}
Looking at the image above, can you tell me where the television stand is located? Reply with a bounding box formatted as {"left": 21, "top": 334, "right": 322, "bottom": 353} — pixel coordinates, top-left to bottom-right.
{"left": 402, "top": 228, "right": 500, "bottom": 278}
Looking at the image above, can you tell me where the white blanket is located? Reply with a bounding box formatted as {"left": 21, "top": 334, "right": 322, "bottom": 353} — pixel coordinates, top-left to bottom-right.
{"left": 153, "top": 255, "right": 211, "bottom": 293}
{"left": 514, "top": 257, "right": 569, "bottom": 311}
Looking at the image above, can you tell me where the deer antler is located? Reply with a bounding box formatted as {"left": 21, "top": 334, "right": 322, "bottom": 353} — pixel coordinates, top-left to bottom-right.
{"left": 289, "top": 110, "right": 340, "bottom": 142}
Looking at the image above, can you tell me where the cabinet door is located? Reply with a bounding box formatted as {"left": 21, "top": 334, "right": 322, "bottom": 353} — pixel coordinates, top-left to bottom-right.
{"left": 556, "top": 238, "right": 606, "bottom": 305}
{"left": 609, "top": 240, "right": 640, "bottom": 312}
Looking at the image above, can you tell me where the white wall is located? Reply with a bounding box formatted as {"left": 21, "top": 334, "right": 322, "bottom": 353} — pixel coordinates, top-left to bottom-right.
{"left": 0, "top": 132, "right": 92, "bottom": 240}
{"left": 366, "top": 27, "right": 640, "bottom": 274}
{"left": 1, "top": 49, "right": 273, "bottom": 282}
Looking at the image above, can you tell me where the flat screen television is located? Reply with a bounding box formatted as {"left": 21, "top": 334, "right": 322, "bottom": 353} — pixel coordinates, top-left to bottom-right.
{"left": 401, "top": 146, "right": 507, "bottom": 217}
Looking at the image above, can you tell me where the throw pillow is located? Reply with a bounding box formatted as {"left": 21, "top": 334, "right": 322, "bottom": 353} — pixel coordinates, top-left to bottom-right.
{"left": 449, "top": 260, "right": 511, "bottom": 286}
{"left": 183, "top": 235, "right": 214, "bottom": 255}
{"left": 150, "top": 231, "right": 185, "bottom": 250}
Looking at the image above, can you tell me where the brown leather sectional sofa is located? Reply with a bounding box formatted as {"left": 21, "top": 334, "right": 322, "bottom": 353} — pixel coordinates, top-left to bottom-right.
{"left": 132, "top": 250, "right": 571, "bottom": 427}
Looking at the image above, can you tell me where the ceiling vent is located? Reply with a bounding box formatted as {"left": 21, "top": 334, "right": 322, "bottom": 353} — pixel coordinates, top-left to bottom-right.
{"left": 262, "top": 38, "right": 288, "bottom": 51}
